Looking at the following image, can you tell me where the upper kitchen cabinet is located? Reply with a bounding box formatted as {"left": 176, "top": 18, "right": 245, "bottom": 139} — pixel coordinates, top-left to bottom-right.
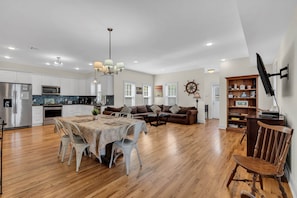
{"left": 0, "top": 70, "right": 31, "bottom": 83}
{"left": 16, "top": 72, "right": 32, "bottom": 83}
{"left": 77, "top": 79, "right": 87, "bottom": 95}
{"left": 42, "top": 75, "right": 61, "bottom": 87}
{"left": 101, "top": 75, "right": 114, "bottom": 95}
{"left": 32, "top": 74, "right": 42, "bottom": 95}
{"left": 60, "top": 78, "right": 78, "bottom": 95}
{"left": 32, "top": 74, "right": 61, "bottom": 95}
{"left": 0, "top": 70, "right": 16, "bottom": 82}
{"left": 61, "top": 78, "right": 89, "bottom": 96}
{"left": 86, "top": 78, "right": 97, "bottom": 96}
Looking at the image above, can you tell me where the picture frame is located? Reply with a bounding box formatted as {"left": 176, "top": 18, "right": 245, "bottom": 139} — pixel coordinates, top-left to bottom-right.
{"left": 235, "top": 100, "right": 248, "bottom": 107}
{"left": 136, "top": 87, "right": 142, "bottom": 95}
{"left": 154, "top": 85, "right": 163, "bottom": 97}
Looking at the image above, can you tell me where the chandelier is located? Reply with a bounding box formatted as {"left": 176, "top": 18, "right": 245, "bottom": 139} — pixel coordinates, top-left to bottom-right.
{"left": 54, "top": 57, "right": 63, "bottom": 66}
{"left": 93, "top": 28, "right": 125, "bottom": 75}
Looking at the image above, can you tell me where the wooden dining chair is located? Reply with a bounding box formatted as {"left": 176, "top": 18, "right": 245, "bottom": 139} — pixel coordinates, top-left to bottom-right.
{"left": 240, "top": 190, "right": 256, "bottom": 198}
{"left": 226, "top": 121, "right": 293, "bottom": 198}
{"left": 109, "top": 122, "right": 144, "bottom": 175}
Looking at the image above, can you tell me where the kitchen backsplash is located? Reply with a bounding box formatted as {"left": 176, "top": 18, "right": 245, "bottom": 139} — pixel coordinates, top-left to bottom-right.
{"left": 32, "top": 95, "right": 114, "bottom": 106}
{"left": 33, "top": 95, "right": 93, "bottom": 105}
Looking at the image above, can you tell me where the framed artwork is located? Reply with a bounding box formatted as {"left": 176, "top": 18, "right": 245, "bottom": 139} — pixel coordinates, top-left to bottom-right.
{"left": 235, "top": 100, "right": 248, "bottom": 107}
{"left": 136, "top": 87, "right": 142, "bottom": 95}
{"left": 154, "top": 85, "right": 163, "bottom": 97}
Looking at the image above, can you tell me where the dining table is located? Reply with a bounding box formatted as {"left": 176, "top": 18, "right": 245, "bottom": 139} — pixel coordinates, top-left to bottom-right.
{"left": 59, "top": 114, "right": 147, "bottom": 163}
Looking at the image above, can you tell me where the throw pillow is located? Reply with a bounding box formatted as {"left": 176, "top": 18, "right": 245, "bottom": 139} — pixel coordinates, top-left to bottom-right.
{"left": 130, "top": 106, "right": 137, "bottom": 114}
{"left": 146, "top": 105, "right": 153, "bottom": 112}
{"left": 151, "top": 104, "right": 161, "bottom": 114}
{"left": 169, "top": 104, "right": 180, "bottom": 114}
{"left": 178, "top": 107, "right": 190, "bottom": 114}
{"left": 137, "top": 105, "right": 148, "bottom": 113}
{"left": 162, "top": 105, "right": 171, "bottom": 112}
{"left": 120, "top": 105, "right": 132, "bottom": 114}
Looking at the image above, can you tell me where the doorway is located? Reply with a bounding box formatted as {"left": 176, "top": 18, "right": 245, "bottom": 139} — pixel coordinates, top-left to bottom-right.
{"left": 212, "top": 84, "right": 220, "bottom": 119}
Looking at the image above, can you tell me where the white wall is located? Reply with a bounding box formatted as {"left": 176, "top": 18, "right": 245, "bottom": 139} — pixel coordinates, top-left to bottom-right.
{"left": 274, "top": 8, "right": 297, "bottom": 197}
{"left": 204, "top": 72, "right": 220, "bottom": 119}
{"left": 218, "top": 57, "right": 273, "bottom": 129}
{"left": 113, "top": 70, "right": 154, "bottom": 107}
{"left": 154, "top": 68, "right": 212, "bottom": 123}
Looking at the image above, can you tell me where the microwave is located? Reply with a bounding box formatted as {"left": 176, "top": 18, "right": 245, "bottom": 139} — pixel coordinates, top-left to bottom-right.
{"left": 42, "top": 85, "right": 61, "bottom": 95}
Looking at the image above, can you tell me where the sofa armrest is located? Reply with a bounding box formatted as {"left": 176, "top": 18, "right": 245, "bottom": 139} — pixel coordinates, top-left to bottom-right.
{"left": 187, "top": 110, "right": 198, "bottom": 124}
{"left": 103, "top": 110, "right": 113, "bottom": 115}
{"left": 187, "top": 109, "right": 198, "bottom": 116}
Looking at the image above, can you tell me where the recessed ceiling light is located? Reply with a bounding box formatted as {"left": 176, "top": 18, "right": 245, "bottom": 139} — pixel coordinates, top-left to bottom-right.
{"left": 221, "top": 58, "right": 226, "bottom": 62}
{"left": 88, "top": 63, "right": 93, "bottom": 66}
{"left": 45, "top": 62, "right": 51, "bottom": 66}
{"left": 205, "top": 42, "right": 213, "bottom": 47}
{"left": 4, "top": 56, "right": 11, "bottom": 59}
{"left": 207, "top": 69, "right": 215, "bottom": 73}
{"left": 75, "top": 67, "right": 79, "bottom": 70}
{"left": 133, "top": 60, "right": 139, "bottom": 64}
{"left": 8, "top": 46, "right": 15, "bottom": 50}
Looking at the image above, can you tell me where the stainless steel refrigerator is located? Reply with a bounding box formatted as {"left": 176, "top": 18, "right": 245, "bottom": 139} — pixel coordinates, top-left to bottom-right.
{"left": 0, "top": 82, "right": 32, "bottom": 129}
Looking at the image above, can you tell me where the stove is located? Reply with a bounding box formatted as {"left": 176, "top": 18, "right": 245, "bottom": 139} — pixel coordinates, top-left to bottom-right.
{"left": 43, "top": 104, "right": 63, "bottom": 125}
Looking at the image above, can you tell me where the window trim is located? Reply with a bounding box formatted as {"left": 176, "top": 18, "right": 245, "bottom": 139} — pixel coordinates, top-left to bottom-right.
{"left": 165, "top": 82, "right": 178, "bottom": 105}
{"left": 123, "top": 81, "right": 136, "bottom": 106}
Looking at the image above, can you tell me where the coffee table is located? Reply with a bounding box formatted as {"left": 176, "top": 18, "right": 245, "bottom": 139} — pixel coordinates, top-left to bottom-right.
{"left": 146, "top": 113, "right": 170, "bottom": 127}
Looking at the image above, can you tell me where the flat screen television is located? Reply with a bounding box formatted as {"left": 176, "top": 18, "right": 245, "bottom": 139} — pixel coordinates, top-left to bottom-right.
{"left": 256, "top": 53, "right": 275, "bottom": 96}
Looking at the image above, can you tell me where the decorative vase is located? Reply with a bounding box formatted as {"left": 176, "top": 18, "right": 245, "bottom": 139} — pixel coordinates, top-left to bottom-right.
{"left": 93, "top": 115, "right": 98, "bottom": 120}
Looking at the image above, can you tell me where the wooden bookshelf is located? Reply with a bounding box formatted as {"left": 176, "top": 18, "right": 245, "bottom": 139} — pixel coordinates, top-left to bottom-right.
{"left": 226, "top": 75, "right": 258, "bottom": 132}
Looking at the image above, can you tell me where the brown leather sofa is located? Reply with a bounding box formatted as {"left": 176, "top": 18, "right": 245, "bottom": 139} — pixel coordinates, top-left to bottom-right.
{"left": 103, "top": 105, "right": 198, "bottom": 125}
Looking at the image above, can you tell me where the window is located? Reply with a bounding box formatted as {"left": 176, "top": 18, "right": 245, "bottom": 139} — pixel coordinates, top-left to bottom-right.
{"left": 143, "top": 84, "right": 152, "bottom": 105}
{"left": 97, "top": 83, "right": 102, "bottom": 104}
{"left": 124, "top": 82, "right": 135, "bottom": 106}
{"left": 91, "top": 82, "right": 102, "bottom": 104}
{"left": 165, "top": 82, "right": 178, "bottom": 105}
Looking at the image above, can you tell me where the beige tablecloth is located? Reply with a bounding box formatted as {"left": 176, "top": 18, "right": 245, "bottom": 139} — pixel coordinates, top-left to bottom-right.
{"left": 60, "top": 115, "right": 147, "bottom": 158}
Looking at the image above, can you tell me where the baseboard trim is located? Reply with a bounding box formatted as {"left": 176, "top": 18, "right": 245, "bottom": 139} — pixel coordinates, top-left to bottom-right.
{"left": 285, "top": 164, "right": 297, "bottom": 197}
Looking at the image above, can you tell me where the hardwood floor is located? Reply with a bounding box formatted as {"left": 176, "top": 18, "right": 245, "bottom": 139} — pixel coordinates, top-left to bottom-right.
{"left": 1, "top": 119, "right": 293, "bottom": 198}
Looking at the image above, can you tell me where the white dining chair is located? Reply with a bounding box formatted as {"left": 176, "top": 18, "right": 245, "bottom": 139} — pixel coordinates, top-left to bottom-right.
{"left": 110, "top": 112, "right": 122, "bottom": 117}
{"left": 64, "top": 121, "right": 90, "bottom": 172}
{"left": 120, "top": 113, "right": 133, "bottom": 118}
{"left": 109, "top": 122, "right": 144, "bottom": 175}
{"left": 54, "top": 118, "right": 70, "bottom": 162}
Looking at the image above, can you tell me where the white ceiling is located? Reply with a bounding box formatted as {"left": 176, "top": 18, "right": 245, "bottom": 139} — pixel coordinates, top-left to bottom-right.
{"left": 0, "top": 0, "right": 296, "bottom": 75}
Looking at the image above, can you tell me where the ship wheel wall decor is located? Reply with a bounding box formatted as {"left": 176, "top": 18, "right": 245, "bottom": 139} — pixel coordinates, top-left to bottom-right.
{"left": 184, "top": 80, "right": 199, "bottom": 95}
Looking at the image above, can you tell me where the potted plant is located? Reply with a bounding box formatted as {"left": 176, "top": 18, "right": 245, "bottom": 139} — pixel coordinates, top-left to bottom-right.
{"left": 91, "top": 108, "right": 99, "bottom": 120}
